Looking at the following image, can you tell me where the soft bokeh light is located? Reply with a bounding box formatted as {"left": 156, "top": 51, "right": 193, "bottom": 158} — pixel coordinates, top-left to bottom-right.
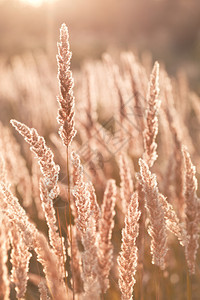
{"left": 1, "top": 0, "right": 200, "bottom": 91}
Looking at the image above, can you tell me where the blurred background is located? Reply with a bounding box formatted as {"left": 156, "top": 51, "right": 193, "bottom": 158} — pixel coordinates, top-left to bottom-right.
{"left": 0, "top": 0, "right": 200, "bottom": 92}
{"left": 1, "top": 2, "right": 200, "bottom": 299}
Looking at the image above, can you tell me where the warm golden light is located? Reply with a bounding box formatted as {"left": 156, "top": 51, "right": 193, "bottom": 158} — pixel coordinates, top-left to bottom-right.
{"left": 21, "top": 0, "right": 43, "bottom": 6}
{"left": 21, "top": 0, "right": 55, "bottom": 7}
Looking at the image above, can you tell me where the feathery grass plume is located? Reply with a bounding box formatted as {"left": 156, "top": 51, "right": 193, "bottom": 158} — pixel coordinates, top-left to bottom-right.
{"left": 81, "top": 217, "right": 100, "bottom": 296}
{"left": 0, "top": 216, "right": 10, "bottom": 300}
{"left": 57, "top": 23, "right": 76, "bottom": 147}
{"left": 0, "top": 182, "right": 36, "bottom": 247}
{"left": 39, "top": 178, "right": 66, "bottom": 274}
{"left": 0, "top": 183, "right": 67, "bottom": 299}
{"left": 98, "top": 179, "right": 116, "bottom": 293}
{"left": 71, "top": 151, "right": 90, "bottom": 233}
{"left": 0, "top": 173, "right": 36, "bottom": 248}
{"left": 71, "top": 150, "right": 100, "bottom": 231}
{"left": 117, "top": 192, "right": 141, "bottom": 300}
{"left": 10, "top": 228, "right": 32, "bottom": 299}
{"left": 71, "top": 146, "right": 100, "bottom": 228}
{"left": 71, "top": 152, "right": 81, "bottom": 221}
{"left": 182, "top": 146, "right": 200, "bottom": 274}
{"left": 159, "top": 193, "right": 185, "bottom": 246}
{"left": 10, "top": 120, "right": 60, "bottom": 190}
{"left": 34, "top": 232, "right": 67, "bottom": 300}
{"left": 143, "top": 61, "right": 160, "bottom": 168}
{"left": 0, "top": 154, "right": 7, "bottom": 184}
{"left": 31, "top": 157, "right": 45, "bottom": 220}
{"left": 38, "top": 281, "right": 50, "bottom": 300}
{"left": 118, "top": 153, "right": 134, "bottom": 214}
{"left": 135, "top": 176, "right": 145, "bottom": 269}
{"left": 0, "top": 122, "right": 32, "bottom": 207}
{"left": 87, "top": 181, "right": 100, "bottom": 229}
{"left": 139, "top": 159, "right": 168, "bottom": 269}
{"left": 71, "top": 152, "right": 100, "bottom": 294}
{"left": 10, "top": 119, "right": 65, "bottom": 276}
{"left": 69, "top": 226, "right": 83, "bottom": 294}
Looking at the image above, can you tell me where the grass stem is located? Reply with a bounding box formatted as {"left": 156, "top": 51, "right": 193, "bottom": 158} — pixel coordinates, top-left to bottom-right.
{"left": 66, "top": 146, "right": 75, "bottom": 300}
{"left": 187, "top": 271, "right": 192, "bottom": 300}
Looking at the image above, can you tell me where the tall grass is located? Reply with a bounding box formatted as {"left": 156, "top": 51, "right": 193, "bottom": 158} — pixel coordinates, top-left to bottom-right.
{"left": 0, "top": 23, "right": 200, "bottom": 300}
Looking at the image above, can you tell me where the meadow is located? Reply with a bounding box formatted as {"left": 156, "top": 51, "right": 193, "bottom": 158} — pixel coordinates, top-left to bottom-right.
{"left": 0, "top": 23, "right": 200, "bottom": 300}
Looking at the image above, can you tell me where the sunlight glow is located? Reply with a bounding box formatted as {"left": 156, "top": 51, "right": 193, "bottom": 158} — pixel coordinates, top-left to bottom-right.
{"left": 21, "top": 0, "right": 55, "bottom": 7}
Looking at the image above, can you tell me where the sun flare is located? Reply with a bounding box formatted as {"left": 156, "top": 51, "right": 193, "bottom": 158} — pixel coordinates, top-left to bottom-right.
{"left": 21, "top": 0, "right": 55, "bottom": 7}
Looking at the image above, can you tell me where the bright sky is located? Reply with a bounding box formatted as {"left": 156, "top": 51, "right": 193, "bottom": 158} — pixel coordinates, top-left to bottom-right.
{"left": 21, "top": 0, "right": 55, "bottom": 7}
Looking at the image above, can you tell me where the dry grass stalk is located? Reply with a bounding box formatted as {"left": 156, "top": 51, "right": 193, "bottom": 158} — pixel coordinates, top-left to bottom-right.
{"left": 39, "top": 178, "right": 66, "bottom": 275}
{"left": 0, "top": 122, "right": 32, "bottom": 207}
{"left": 118, "top": 153, "right": 134, "bottom": 214}
{"left": 69, "top": 226, "right": 83, "bottom": 294}
{"left": 0, "top": 216, "right": 10, "bottom": 300}
{"left": 0, "top": 154, "right": 7, "bottom": 184}
{"left": 87, "top": 181, "right": 100, "bottom": 229}
{"left": 81, "top": 217, "right": 100, "bottom": 296}
{"left": 31, "top": 157, "right": 45, "bottom": 220}
{"left": 0, "top": 181, "right": 67, "bottom": 299}
{"left": 139, "top": 159, "right": 168, "bottom": 269}
{"left": 10, "top": 228, "right": 32, "bottom": 299}
{"left": 143, "top": 61, "right": 160, "bottom": 168}
{"left": 1, "top": 22, "right": 200, "bottom": 300}
{"left": 117, "top": 192, "right": 141, "bottom": 300}
{"left": 159, "top": 193, "right": 185, "bottom": 246}
{"left": 10, "top": 120, "right": 60, "bottom": 191}
{"left": 72, "top": 150, "right": 100, "bottom": 227}
{"left": 57, "top": 23, "right": 76, "bottom": 148}
{"left": 71, "top": 151, "right": 100, "bottom": 293}
{"left": 34, "top": 232, "right": 67, "bottom": 300}
{"left": 135, "top": 175, "right": 145, "bottom": 269}
{"left": 0, "top": 182, "right": 36, "bottom": 247}
{"left": 10, "top": 120, "right": 65, "bottom": 276}
{"left": 38, "top": 281, "right": 50, "bottom": 300}
{"left": 98, "top": 179, "right": 116, "bottom": 293}
{"left": 71, "top": 151, "right": 90, "bottom": 233}
{"left": 182, "top": 146, "right": 200, "bottom": 274}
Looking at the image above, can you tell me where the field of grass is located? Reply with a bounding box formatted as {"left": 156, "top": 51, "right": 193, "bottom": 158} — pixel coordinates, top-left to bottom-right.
{"left": 0, "top": 22, "right": 200, "bottom": 300}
